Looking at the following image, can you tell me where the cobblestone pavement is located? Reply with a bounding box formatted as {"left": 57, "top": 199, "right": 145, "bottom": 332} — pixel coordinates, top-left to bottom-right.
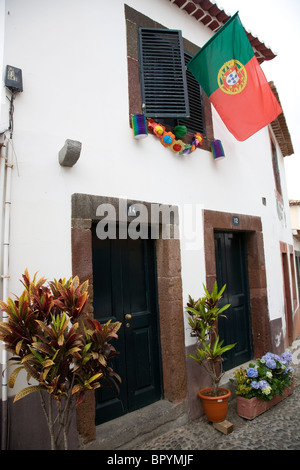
{"left": 135, "top": 342, "right": 300, "bottom": 451}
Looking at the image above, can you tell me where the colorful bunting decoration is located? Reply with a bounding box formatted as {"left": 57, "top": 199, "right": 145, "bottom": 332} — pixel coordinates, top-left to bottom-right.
{"left": 147, "top": 119, "right": 203, "bottom": 155}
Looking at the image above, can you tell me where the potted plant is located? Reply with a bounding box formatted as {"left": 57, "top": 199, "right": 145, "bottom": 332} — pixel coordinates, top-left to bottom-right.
{"left": 0, "top": 269, "right": 121, "bottom": 449}
{"left": 185, "top": 282, "right": 236, "bottom": 422}
{"left": 231, "top": 351, "right": 294, "bottom": 420}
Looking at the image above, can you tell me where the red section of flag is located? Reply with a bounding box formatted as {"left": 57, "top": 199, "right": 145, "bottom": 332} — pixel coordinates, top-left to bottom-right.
{"left": 210, "top": 56, "right": 282, "bottom": 141}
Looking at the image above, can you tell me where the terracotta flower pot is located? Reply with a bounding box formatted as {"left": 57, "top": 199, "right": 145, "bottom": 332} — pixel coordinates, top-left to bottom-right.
{"left": 236, "top": 385, "right": 293, "bottom": 420}
{"left": 198, "top": 387, "right": 231, "bottom": 422}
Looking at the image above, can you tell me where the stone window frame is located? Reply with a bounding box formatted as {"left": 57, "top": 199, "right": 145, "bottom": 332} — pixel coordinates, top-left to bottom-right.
{"left": 125, "top": 4, "right": 214, "bottom": 152}
{"left": 71, "top": 193, "right": 187, "bottom": 443}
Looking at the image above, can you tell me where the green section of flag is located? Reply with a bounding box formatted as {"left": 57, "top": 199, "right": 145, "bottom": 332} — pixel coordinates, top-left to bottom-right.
{"left": 187, "top": 12, "right": 254, "bottom": 97}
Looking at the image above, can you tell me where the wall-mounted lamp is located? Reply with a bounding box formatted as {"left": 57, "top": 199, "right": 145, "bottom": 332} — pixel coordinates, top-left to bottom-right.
{"left": 59, "top": 139, "right": 82, "bottom": 167}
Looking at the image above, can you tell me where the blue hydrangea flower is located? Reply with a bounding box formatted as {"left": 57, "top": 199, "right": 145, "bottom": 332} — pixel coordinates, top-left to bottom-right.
{"left": 247, "top": 367, "right": 258, "bottom": 378}
{"left": 258, "top": 380, "right": 270, "bottom": 390}
{"left": 281, "top": 351, "right": 293, "bottom": 365}
{"left": 265, "top": 358, "right": 276, "bottom": 369}
{"left": 261, "top": 352, "right": 280, "bottom": 364}
{"left": 251, "top": 381, "right": 259, "bottom": 389}
{"left": 271, "top": 353, "right": 280, "bottom": 361}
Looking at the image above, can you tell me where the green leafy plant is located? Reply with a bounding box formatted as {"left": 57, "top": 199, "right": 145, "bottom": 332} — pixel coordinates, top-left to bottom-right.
{"left": 231, "top": 352, "right": 293, "bottom": 401}
{"left": 185, "top": 282, "right": 236, "bottom": 396}
{"left": 0, "top": 269, "right": 121, "bottom": 449}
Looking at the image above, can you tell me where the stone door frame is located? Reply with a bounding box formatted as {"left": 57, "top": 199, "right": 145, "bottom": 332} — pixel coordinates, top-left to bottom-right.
{"left": 203, "top": 209, "right": 272, "bottom": 357}
{"left": 71, "top": 193, "right": 187, "bottom": 443}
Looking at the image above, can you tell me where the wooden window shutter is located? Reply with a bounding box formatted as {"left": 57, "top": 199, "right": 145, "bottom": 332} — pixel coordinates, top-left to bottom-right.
{"left": 178, "top": 52, "right": 206, "bottom": 136}
{"left": 139, "top": 28, "right": 190, "bottom": 118}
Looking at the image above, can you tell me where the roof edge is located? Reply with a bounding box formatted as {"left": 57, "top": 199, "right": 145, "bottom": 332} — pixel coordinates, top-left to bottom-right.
{"left": 169, "top": 0, "right": 277, "bottom": 63}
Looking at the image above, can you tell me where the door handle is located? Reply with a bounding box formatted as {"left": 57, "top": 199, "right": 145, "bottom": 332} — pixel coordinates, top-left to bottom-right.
{"left": 125, "top": 314, "right": 132, "bottom": 321}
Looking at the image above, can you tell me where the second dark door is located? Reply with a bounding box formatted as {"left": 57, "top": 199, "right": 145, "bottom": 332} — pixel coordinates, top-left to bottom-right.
{"left": 214, "top": 231, "right": 253, "bottom": 370}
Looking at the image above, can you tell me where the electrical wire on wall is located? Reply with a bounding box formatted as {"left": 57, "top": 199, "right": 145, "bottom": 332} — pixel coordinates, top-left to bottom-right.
{"left": 7, "top": 90, "right": 19, "bottom": 139}
{"left": 5, "top": 91, "right": 19, "bottom": 176}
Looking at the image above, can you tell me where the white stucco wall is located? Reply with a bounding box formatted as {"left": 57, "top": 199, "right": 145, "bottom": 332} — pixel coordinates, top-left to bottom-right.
{"left": 290, "top": 205, "right": 300, "bottom": 230}
{"left": 290, "top": 205, "right": 300, "bottom": 251}
{"left": 0, "top": 0, "right": 294, "bottom": 353}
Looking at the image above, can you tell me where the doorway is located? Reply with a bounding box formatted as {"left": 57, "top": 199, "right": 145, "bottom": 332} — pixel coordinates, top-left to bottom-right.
{"left": 214, "top": 231, "right": 253, "bottom": 370}
{"left": 92, "top": 227, "right": 163, "bottom": 425}
{"left": 281, "top": 250, "right": 293, "bottom": 345}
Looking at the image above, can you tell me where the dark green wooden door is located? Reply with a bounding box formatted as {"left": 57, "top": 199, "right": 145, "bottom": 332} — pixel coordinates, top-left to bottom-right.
{"left": 214, "top": 231, "right": 253, "bottom": 371}
{"left": 92, "top": 229, "right": 162, "bottom": 425}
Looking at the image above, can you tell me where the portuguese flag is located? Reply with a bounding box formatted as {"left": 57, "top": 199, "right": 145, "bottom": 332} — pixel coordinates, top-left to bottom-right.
{"left": 187, "top": 12, "right": 282, "bottom": 141}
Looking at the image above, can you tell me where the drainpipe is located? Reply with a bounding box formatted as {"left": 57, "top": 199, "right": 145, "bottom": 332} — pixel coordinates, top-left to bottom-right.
{"left": 0, "top": 139, "right": 6, "bottom": 270}
{"left": 1, "top": 133, "right": 12, "bottom": 450}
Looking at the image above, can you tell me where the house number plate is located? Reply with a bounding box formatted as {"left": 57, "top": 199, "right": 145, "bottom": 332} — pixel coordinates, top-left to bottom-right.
{"left": 232, "top": 216, "right": 240, "bottom": 226}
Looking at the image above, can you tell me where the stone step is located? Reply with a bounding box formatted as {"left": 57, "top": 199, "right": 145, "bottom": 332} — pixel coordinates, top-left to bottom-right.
{"left": 83, "top": 399, "right": 188, "bottom": 450}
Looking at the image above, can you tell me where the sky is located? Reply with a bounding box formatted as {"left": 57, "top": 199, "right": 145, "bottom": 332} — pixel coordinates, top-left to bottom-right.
{"left": 215, "top": 0, "right": 300, "bottom": 199}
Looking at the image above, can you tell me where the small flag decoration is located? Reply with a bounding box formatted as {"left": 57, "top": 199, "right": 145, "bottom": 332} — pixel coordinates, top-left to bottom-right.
{"left": 211, "top": 139, "right": 225, "bottom": 160}
{"left": 131, "top": 114, "right": 148, "bottom": 139}
{"left": 187, "top": 13, "right": 282, "bottom": 142}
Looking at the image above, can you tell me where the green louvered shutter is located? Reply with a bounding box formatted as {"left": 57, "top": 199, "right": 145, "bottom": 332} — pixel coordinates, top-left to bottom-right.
{"left": 139, "top": 28, "right": 190, "bottom": 118}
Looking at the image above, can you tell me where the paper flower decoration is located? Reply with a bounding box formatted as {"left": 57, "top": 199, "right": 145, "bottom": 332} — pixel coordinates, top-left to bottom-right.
{"left": 147, "top": 118, "right": 156, "bottom": 129}
{"left": 153, "top": 123, "right": 165, "bottom": 137}
{"left": 188, "top": 132, "right": 204, "bottom": 152}
{"left": 161, "top": 131, "right": 175, "bottom": 147}
{"left": 147, "top": 119, "right": 166, "bottom": 137}
{"left": 170, "top": 140, "right": 185, "bottom": 153}
{"left": 194, "top": 132, "right": 203, "bottom": 146}
{"left": 180, "top": 144, "right": 192, "bottom": 155}
{"left": 147, "top": 119, "right": 157, "bottom": 132}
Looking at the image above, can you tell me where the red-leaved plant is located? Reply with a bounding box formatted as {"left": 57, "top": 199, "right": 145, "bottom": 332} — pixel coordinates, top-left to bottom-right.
{"left": 0, "top": 269, "right": 121, "bottom": 449}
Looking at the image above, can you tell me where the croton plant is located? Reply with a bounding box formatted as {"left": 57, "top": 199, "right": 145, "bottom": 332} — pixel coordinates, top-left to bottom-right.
{"left": 0, "top": 269, "right": 121, "bottom": 449}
